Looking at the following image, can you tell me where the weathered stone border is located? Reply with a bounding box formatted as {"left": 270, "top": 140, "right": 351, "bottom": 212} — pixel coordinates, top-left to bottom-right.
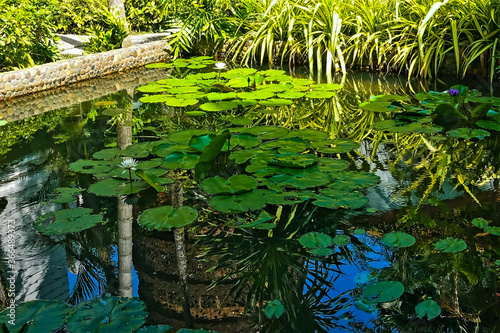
{"left": 0, "top": 40, "right": 170, "bottom": 101}
{"left": 0, "top": 67, "right": 170, "bottom": 122}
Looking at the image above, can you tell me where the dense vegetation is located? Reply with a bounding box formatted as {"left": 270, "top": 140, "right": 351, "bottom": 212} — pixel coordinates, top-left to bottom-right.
{"left": 1, "top": 0, "right": 499, "bottom": 78}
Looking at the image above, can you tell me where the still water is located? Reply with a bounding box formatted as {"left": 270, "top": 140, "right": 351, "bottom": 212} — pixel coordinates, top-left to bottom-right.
{"left": 1, "top": 61, "right": 500, "bottom": 333}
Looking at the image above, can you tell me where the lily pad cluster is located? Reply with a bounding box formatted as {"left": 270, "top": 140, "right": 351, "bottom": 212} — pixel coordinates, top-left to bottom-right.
{"left": 138, "top": 58, "right": 343, "bottom": 116}
{"left": 0, "top": 296, "right": 210, "bottom": 333}
{"left": 35, "top": 207, "right": 103, "bottom": 235}
{"left": 366, "top": 85, "right": 500, "bottom": 139}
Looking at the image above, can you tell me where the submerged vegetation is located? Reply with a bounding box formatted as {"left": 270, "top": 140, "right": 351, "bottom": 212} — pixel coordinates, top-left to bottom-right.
{"left": 2, "top": 58, "right": 500, "bottom": 331}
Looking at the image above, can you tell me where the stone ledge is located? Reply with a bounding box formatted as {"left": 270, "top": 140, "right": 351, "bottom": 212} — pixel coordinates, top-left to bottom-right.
{"left": 0, "top": 40, "right": 170, "bottom": 101}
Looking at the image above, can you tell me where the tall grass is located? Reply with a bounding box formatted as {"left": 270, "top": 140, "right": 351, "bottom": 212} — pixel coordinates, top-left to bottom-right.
{"left": 206, "top": 0, "right": 499, "bottom": 80}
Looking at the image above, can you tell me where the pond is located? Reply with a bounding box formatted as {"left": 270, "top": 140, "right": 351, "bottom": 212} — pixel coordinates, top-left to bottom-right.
{"left": 1, "top": 57, "right": 500, "bottom": 333}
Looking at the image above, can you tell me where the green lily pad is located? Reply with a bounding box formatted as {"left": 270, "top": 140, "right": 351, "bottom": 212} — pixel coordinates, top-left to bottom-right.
{"left": 164, "top": 98, "right": 199, "bottom": 107}
{"left": 330, "top": 171, "right": 380, "bottom": 189}
{"left": 229, "top": 133, "right": 262, "bottom": 148}
{"left": 435, "top": 238, "right": 467, "bottom": 253}
{"left": 354, "top": 229, "right": 366, "bottom": 235}
{"left": 185, "top": 111, "right": 207, "bottom": 116}
{"left": 333, "top": 235, "right": 350, "bottom": 246}
{"left": 260, "top": 138, "right": 309, "bottom": 153}
{"left": 189, "top": 134, "right": 214, "bottom": 151}
{"left": 369, "top": 94, "right": 411, "bottom": 102}
{"left": 67, "top": 296, "right": 146, "bottom": 333}
{"left": 153, "top": 143, "right": 197, "bottom": 157}
{"left": 223, "top": 68, "right": 257, "bottom": 79}
{"left": 363, "top": 281, "right": 404, "bottom": 303}
{"left": 209, "top": 189, "right": 274, "bottom": 213}
{"left": 415, "top": 300, "right": 441, "bottom": 320}
{"left": 291, "top": 78, "right": 314, "bottom": 85}
{"left": 259, "top": 99, "right": 294, "bottom": 106}
{"left": 360, "top": 101, "right": 397, "bottom": 113}
{"left": 317, "top": 158, "right": 350, "bottom": 172}
{"left": 136, "top": 85, "right": 169, "bottom": 93}
{"left": 264, "top": 299, "right": 284, "bottom": 319}
{"left": 277, "top": 91, "right": 305, "bottom": 99}
{"left": 484, "top": 226, "right": 500, "bottom": 236}
{"left": 206, "top": 92, "right": 238, "bottom": 101}
{"left": 101, "top": 108, "right": 126, "bottom": 116}
{"left": 313, "top": 192, "right": 367, "bottom": 209}
{"left": 69, "top": 159, "right": 112, "bottom": 174}
{"left": 35, "top": 210, "right": 102, "bottom": 235}
{"left": 167, "top": 129, "right": 211, "bottom": 143}
{"left": 242, "top": 126, "right": 289, "bottom": 139}
{"left": 230, "top": 117, "right": 254, "bottom": 126}
{"left": 373, "top": 120, "right": 422, "bottom": 133}
{"left": 230, "top": 148, "right": 276, "bottom": 164}
{"left": 311, "top": 138, "right": 359, "bottom": 153}
{"left": 287, "top": 129, "right": 329, "bottom": 141}
{"left": 162, "top": 152, "right": 200, "bottom": 169}
{"left": 312, "top": 83, "right": 343, "bottom": 91}
{"left": 269, "top": 153, "right": 317, "bottom": 168}
{"left": 89, "top": 178, "right": 149, "bottom": 196}
{"left": 187, "top": 64, "right": 207, "bottom": 69}
{"left": 136, "top": 326, "right": 172, "bottom": 333}
{"left": 120, "top": 142, "right": 151, "bottom": 158}
{"left": 265, "top": 75, "right": 291, "bottom": 83}
{"left": 258, "top": 83, "right": 293, "bottom": 92}
{"left": 167, "top": 86, "right": 202, "bottom": 95}
{"left": 299, "top": 232, "right": 333, "bottom": 248}
{"left": 0, "top": 300, "right": 70, "bottom": 333}
{"left": 237, "top": 90, "right": 275, "bottom": 100}
{"left": 476, "top": 120, "right": 500, "bottom": 131}
{"left": 382, "top": 231, "right": 416, "bottom": 247}
{"left": 156, "top": 78, "right": 193, "bottom": 85}
{"left": 201, "top": 175, "right": 258, "bottom": 195}
{"left": 49, "top": 187, "right": 85, "bottom": 204}
{"left": 305, "top": 91, "right": 334, "bottom": 99}
{"left": 471, "top": 217, "right": 488, "bottom": 228}
{"left": 258, "top": 69, "right": 286, "bottom": 76}
{"left": 139, "top": 206, "right": 198, "bottom": 230}
{"left": 200, "top": 101, "right": 239, "bottom": 112}
{"left": 447, "top": 128, "right": 490, "bottom": 139}
{"left": 138, "top": 94, "right": 174, "bottom": 103}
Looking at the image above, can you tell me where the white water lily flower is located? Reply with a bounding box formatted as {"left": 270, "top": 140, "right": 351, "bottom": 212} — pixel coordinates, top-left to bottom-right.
{"left": 120, "top": 158, "right": 138, "bottom": 173}
{"left": 214, "top": 62, "right": 226, "bottom": 70}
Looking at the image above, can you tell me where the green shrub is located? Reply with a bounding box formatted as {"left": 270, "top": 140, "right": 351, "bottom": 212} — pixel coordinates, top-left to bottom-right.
{"left": 54, "top": 0, "right": 109, "bottom": 34}
{"left": 0, "top": 0, "right": 60, "bottom": 71}
{"left": 84, "top": 13, "right": 129, "bottom": 53}
{"left": 125, "top": 0, "right": 171, "bottom": 32}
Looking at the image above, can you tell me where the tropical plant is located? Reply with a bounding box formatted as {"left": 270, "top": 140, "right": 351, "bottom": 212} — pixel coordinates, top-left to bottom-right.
{"left": 84, "top": 12, "right": 129, "bottom": 53}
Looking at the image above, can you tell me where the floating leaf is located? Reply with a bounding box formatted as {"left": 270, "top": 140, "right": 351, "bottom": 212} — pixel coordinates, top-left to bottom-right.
{"left": 258, "top": 69, "right": 286, "bottom": 76}
{"left": 139, "top": 206, "right": 198, "bottom": 230}
{"left": 200, "top": 101, "right": 239, "bottom": 112}
{"left": 237, "top": 90, "right": 275, "bottom": 100}
{"left": 373, "top": 120, "right": 422, "bottom": 133}
{"left": 136, "top": 326, "right": 172, "bottom": 333}
{"left": 258, "top": 83, "right": 292, "bottom": 92}
{"left": 333, "top": 235, "right": 350, "bottom": 246}
{"left": 230, "top": 148, "right": 276, "bottom": 164}
{"left": 168, "top": 129, "right": 211, "bottom": 143}
{"left": 415, "top": 300, "right": 441, "bottom": 320}
{"left": 241, "top": 126, "right": 289, "bottom": 139}
{"left": 471, "top": 218, "right": 488, "bottom": 229}
{"left": 305, "top": 91, "right": 334, "bottom": 99}
{"left": 69, "top": 159, "right": 112, "bottom": 174}
{"left": 369, "top": 94, "right": 411, "bottom": 102}
{"left": 277, "top": 91, "right": 305, "bottom": 99}
{"left": 229, "top": 133, "right": 261, "bottom": 148}
{"left": 287, "top": 129, "right": 329, "bottom": 141}
{"left": 230, "top": 117, "right": 254, "bottom": 126}
{"left": 162, "top": 152, "right": 200, "bottom": 169}
{"left": 313, "top": 192, "right": 367, "bottom": 209}
{"left": 291, "top": 78, "right": 314, "bottom": 85}
{"left": 164, "top": 98, "right": 199, "bottom": 107}
{"left": 476, "top": 120, "right": 500, "bottom": 131}
{"left": 66, "top": 296, "right": 146, "bottom": 333}
{"left": 299, "top": 232, "right": 333, "bottom": 248}
{"left": 360, "top": 101, "right": 397, "bottom": 113}
{"left": 312, "top": 83, "right": 343, "bottom": 91}
{"left": 317, "top": 158, "right": 349, "bottom": 172}
{"left": 201, "top": 175, "right": 258, "bottom": 195}
{"left": 269, "top": 153, "right": 317, "bottom": 169}
{"left": 382, "top": 231, "right": 416, "bottom": 247}
{"left": 145, "top": 62, "right": 172, "bottom": 68}
{"left": 484, "top": 226, "right": 500, "bottom": 236}
{"left": 209, "top": 189, "right": 274, "bottom": 213}
{"left": 185, "top": 111, "right": 207, "bottom": 116}
{"left": 259, "top": 99, "right": 294, "bottom": 106}
{"left": 35, "top": 208, "right": 102, "bottom": 235}
{"left": 139, "top": 95, "right": 175, "bottom": 103}
{"left": 434, "top": 237, "right": 467, "bottom": 253}
{"left": 0, "top": 300, "right": 70, "bottom": 333}
{"left": 264, "top": 300, "right": 284, "bottom": 319}
{"left": 89, "top": 178, "right": 149, "bottom": 196}
{"left": 311, "top": 138, "right": 359, "bottom": 153}
{"left": 354, "top": 229, "right": 366, "bottom": 235}
{"left": 363, "top": 281, "right": 404, "bottom": 303}
{"left": 206, "top": 92, "right": 237, "bottom": 101}
{"left": 223, "top": 68, "right": 257, "bottom": 79}
{"left": 447, "top": 128, "right": 490, "bottom": 139}
{"left": 136, "top": 85, "right": 169, "bottom": 93}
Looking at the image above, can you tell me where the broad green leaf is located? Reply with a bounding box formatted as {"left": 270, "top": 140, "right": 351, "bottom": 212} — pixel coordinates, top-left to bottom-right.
{"left": 66, "top": 296, "right": 146, "bottom": 333}
{"left": 69, "top": 159, "right": 112, "bottom": 174}
{"left": 268, "top": 153, "right": 317, "bottom": 168}
{"left": 447, "top": 128, "right": 490, "bottom": 139}
{"left": 311, "top": 83, "right": 343, "bottom": 91}
{"left": 373, "top": 120, "right": 422, "bottom": 133}
{"left": 136, "top": 326, "right": 172, "bottom": 333}
{"left": 35, "top": 209, "right": 102, "bottom": 235}
{"left": 206, "top": 92, "right": 238, "bottom": 101}
{"left": 359, "top": 101, "right": 395, "bottom": 112}
{"left": 135, "top": 170, "right": 165, "bottom": 192}
{"left": 136, "top": 85, "right": 169, "bottom": 93}
{"left": 415, "top": 300, "right": 441, "bottom": 320}
{"left": 242, "top": 126, "right": 289, "bottom": 139}
{"left": 200, "top": 101, "right": 239, "bottom": 112}
{"left": 286, "top": 129, "right": 329, "bottom": 141}
{"left": 305, "top": 91, "right": 334, "bottom": 99}
{"left": 363, "top": 281, "right": 404, "bottom": 303}
{"left": 277, "top": 91, "right": 305, "bottom": 99}
{"left": 162, "top": 152, "right": 200, "bottom": 169}
{"left": 164, "top": 98, "right": 199, "bottom": 107}
{"left": 382, "top": 232, "right": 416, "bottom": 247}
{"left": 311, "top": 138, "right": 359, "bottom": 153}
{"left": 434, "top": 238, "right": 467, "bottom": 253}
{"left": 0, "top": 300, "right": 70, "bottom": 333}
{"left": 168, "top": 129, "right": 211, "bottom": 143}
{"left": 209, "top": 189, "right": 274, "bottom": 213}
{"left": 299, "top": 232, "right": 333, "bottom": 248}
{"left": 139, "top": 206, "right": 198, "bottom": 230}
{"left": 264, "top": 300, "right": 284, "bottom": 319}
{"left": 237, "top": 90, "right": 275, "bottom": 100}
{"left": 476, "top": 120, "right": 500, "bottom": 131}
{"left": 313, "top": 192, "right": 367, "bottom": 209}
{"left": 201, "top": 175, "right": 258, "bottom": 195}
{"left": 471, "top": 217, "right": 488, "bottom": 229}
{"left": 89, "top": 178, "right": 149, "bottom": 196}
{"left": 333, "top": 235, "right": 350, "bottom": 246}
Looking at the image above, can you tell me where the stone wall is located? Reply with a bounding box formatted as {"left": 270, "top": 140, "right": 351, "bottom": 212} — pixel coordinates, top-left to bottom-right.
{"left": 0, "top": 67, "right": 169, "bottom": 123}
{"left": 0, "top": 40, "right": 170, "bottom": 102}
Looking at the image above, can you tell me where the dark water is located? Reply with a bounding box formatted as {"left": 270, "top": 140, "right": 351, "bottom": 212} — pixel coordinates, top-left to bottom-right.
{"left": 1, "top": 65, "right": 500, "bottom": 333}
